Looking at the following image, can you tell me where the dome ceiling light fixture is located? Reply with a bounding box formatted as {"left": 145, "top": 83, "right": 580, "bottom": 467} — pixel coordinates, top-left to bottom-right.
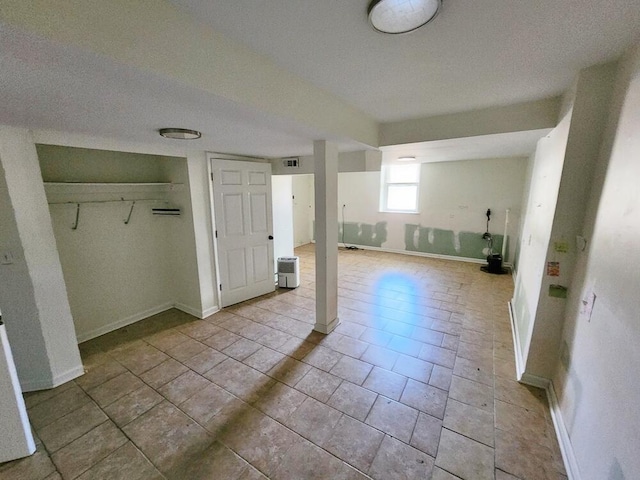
{"left": 368, "top": 0, "right": 442, "bottom": 35}
{"left": 397, "top": 156, "right": 417, "bottom": 161}
{"left": 158, "top": 128, "right": 202, "bottom": 140}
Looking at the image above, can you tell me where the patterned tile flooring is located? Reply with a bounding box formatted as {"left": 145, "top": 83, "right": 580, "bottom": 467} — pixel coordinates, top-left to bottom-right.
{"left": 0, "top": 244, "right": 567, "bottom": 479}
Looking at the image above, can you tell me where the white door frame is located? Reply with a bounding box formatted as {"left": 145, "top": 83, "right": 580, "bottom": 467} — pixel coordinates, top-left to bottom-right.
{"left": 207, "top": 153, "right": 275, "bottom": 308}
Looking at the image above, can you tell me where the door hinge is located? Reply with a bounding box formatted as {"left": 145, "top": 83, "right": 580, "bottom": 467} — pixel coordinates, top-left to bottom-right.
{"left": 210, "top": 172, "right": 214, "bottom": 181}
{"left": 215, "top": 230, "right": 218, "bottom": 238}
{"left": 219, "top": 284, "right": 222, "bottom": 291}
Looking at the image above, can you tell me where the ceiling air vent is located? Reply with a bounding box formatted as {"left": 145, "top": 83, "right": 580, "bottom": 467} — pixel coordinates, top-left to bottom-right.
{"left": 283, "top": 158, "right": 299, "bottom": 168}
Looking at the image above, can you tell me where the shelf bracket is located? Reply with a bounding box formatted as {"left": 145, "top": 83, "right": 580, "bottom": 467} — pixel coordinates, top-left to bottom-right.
{"left": 71, "top": 203, "right": 80, "bottom": 230}
{"left": 124, "top": 201, "right": 136, "bottom": 225}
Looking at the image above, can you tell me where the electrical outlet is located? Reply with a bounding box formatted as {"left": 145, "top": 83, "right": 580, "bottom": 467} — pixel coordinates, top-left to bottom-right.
{"left": 0, "top": 251, "right": 14, "bottom": 265}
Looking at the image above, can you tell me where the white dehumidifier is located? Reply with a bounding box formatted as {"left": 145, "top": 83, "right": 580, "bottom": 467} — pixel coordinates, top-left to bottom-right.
{"left": 277, "top": 257, "right": 300, "bottom": 288}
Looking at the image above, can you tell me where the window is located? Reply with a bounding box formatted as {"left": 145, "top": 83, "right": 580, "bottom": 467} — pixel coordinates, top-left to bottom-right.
{"left": 380, "top": 164, "right": 421, "bottom": 213}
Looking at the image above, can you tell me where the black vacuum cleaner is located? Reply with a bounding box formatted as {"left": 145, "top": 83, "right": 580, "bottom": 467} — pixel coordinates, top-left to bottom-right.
{"left": 480, "top": 208, "right": 508, "bottom": 274}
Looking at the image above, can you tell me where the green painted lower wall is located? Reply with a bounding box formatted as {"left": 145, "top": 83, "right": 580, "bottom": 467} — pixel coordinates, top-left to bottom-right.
{"left": 341, "top": 221, "right": 387, "bottom": 247}
{"left": 405, "top": 224, "right": 504, "bottom": 260}
{"left": 312, "top": 220, "right": 508, "bottom": 261}
{"left": 312, "top": 221, "right": 388, "bottom": 248}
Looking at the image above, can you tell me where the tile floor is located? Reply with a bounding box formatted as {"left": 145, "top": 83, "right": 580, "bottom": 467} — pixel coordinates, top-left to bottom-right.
{"left": 0, "top": 244, "right": 567, "bottom": 479}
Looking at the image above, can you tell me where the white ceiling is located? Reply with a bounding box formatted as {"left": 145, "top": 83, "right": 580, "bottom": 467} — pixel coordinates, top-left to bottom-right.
{"left": 381, "top": 129, "right": 552, "bottom": 164}
{"left": 0, "top": 1, "right": 639, "bottom": 158}
{"left": 0, "top": 25, "right": 360, "bottom": 158}
{"left": 168, "top": 0, "right": 640, "bottom": 121}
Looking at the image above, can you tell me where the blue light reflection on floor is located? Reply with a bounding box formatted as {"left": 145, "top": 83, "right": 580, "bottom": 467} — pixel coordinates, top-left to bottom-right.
{"left": 372, "top": 272, "right": 424, "bottom": 321}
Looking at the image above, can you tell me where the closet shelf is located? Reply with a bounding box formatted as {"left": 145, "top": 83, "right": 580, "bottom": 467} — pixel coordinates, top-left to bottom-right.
{"left": 43, "top": 182, "right": 185, "bottom": 195}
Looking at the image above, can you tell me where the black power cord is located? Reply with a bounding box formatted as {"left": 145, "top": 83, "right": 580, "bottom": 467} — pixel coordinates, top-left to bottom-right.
{"left": 482, "top": 208, "right": 492, "bottom": 241}
{"left": 341, "top": 204, "right": 359, "bottom": 250}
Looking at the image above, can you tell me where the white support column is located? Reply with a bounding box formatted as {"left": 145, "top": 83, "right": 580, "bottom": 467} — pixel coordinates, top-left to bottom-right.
{"left": 0, "top": 126, "right": 83, "bottom": 391}
{"left": 313, "top": 140, "right": 340, "bottom": 334}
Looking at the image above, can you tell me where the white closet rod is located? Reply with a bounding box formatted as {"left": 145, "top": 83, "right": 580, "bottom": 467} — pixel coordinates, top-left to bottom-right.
{"left": 47, "top": 199, "right": 168, "bottom": 230}
{"left": 47, "top": 199, "right": 167, "bottom": 205}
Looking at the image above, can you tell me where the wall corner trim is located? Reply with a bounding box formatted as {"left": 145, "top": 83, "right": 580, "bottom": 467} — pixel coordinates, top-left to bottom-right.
{"left": 508, "top": 300, "right": 526, "bottom": 379}
{"left": 201, "top": 306, "right": 220, "bottom": 319}
{"left": 174, "top": 303, "right": 219, "bottom": 320}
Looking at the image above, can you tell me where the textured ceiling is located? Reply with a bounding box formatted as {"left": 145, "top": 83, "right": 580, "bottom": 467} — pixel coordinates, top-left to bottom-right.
{"left": 168, "top": 0, "right": 640, "bottom": 122}
{"left": 0, "top": 1, "right": 638, "bottom": 158}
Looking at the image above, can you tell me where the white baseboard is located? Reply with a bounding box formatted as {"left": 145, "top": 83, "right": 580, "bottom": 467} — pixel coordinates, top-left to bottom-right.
{"left": 174, "top": 303, "right": 203, "bottom": 318}
{"left": 174, "top": 303, "right": 219, "bottom": 319}
{"left": 517, "top": 374, "right": 581, "bottom": 480}
{"left": 340, "top": 243, "right": 488, "bottom": 265}
{"left": 76, "top": 301, "right": 222, "bottom": 343}
{"left": 201, "top": 306, "right": 220, "bottom": 318}
{"left": 75, "top": 302, "right": 174, "bottom": 343}
{"left": 20, "top": 364, "right": 85, "bottom": 392}
{"left": 509, "top": 300, "right": 579, "bottom": 480}
{"left": 519, "top": 372, "right": 550, "bottom": 389}
{"left": 24, "top": 302, "right": 220, "bottom": 391}
{"left": 546, "top": 381, "right": 581, "bottom": 480}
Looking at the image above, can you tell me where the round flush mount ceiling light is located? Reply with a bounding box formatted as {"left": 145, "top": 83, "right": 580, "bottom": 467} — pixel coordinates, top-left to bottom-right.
{"left": 368, "top": 0, "right": 442, "bottom": 34}
{"left": 158, "top": 128, "right": 201, "bottom": 140}
{"left": 398, "top": 156, "right": 416, "bottom": 161}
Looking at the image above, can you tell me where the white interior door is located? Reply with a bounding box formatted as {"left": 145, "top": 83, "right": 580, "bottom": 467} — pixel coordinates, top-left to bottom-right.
{"left": 211, "top": 159, "right": 275, "bottom": 307}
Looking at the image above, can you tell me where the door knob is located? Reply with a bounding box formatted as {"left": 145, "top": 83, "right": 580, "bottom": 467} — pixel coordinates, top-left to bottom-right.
{"left": 268, "top": 235, "right": 274, "bottom": 240}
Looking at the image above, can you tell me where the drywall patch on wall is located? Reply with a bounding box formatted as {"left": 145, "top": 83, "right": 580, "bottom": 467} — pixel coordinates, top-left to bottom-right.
{"left": 405, "top": 224, "right": 504, "bottom": 260}
{"left": 341, "top": 221, "right": 387, "bottom": 247}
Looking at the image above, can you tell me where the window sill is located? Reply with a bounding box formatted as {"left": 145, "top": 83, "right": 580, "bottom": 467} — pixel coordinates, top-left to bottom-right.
{"left": 379, "top": 209, "right": 421, "bottom": 215}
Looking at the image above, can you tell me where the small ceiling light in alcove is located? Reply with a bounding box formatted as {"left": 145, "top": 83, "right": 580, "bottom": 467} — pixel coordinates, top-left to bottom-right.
{"left": 368, "top": 0, "right": 442, "bottom": 34}
{"left": 158, "top": 128, "right": 201, "bottom": 140}
{"left": 398, "top": 156, "right": 416, "bottom": 161}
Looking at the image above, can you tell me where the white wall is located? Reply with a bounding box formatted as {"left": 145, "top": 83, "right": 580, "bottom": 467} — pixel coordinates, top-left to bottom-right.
{"left": 336, "top": 157, "right": 527, "bottom": 262}
{"left": 164, "top": 157, "right": 204, "bottom": 317}
{"left": 49, "top": 199, "right": 174, "bottom": 342}
{"left": 552, "top": 45, "right": 640, "bottom": 480}
{"left": 292, "top": 174, "right": 314, "bottom": 246}
{"left": 511, "top": 118, "right": 570, "bottom": 367}
{"left": 271, "top": 150, "right": 382, "bottom": 176}
{"left": 524, "top": 63, "right": 617, "bottom": 378}
{"left": 512, "top": 62, "right": 619, "bottom": 380}
{"left": 380, "top": 97, "right": 561, "bottom": 146}
{"left": 271, "top": 175, "right": 294, "bottom": 268}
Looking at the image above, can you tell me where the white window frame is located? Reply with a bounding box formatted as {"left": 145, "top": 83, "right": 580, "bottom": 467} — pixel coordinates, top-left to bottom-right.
{"left": 379, "top": 163, "right": 421, "bottom": 213}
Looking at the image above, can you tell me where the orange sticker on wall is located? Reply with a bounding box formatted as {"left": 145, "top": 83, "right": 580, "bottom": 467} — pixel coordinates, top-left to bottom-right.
{"left": 547, "top": 261, "right": 560, "bottom": 276}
